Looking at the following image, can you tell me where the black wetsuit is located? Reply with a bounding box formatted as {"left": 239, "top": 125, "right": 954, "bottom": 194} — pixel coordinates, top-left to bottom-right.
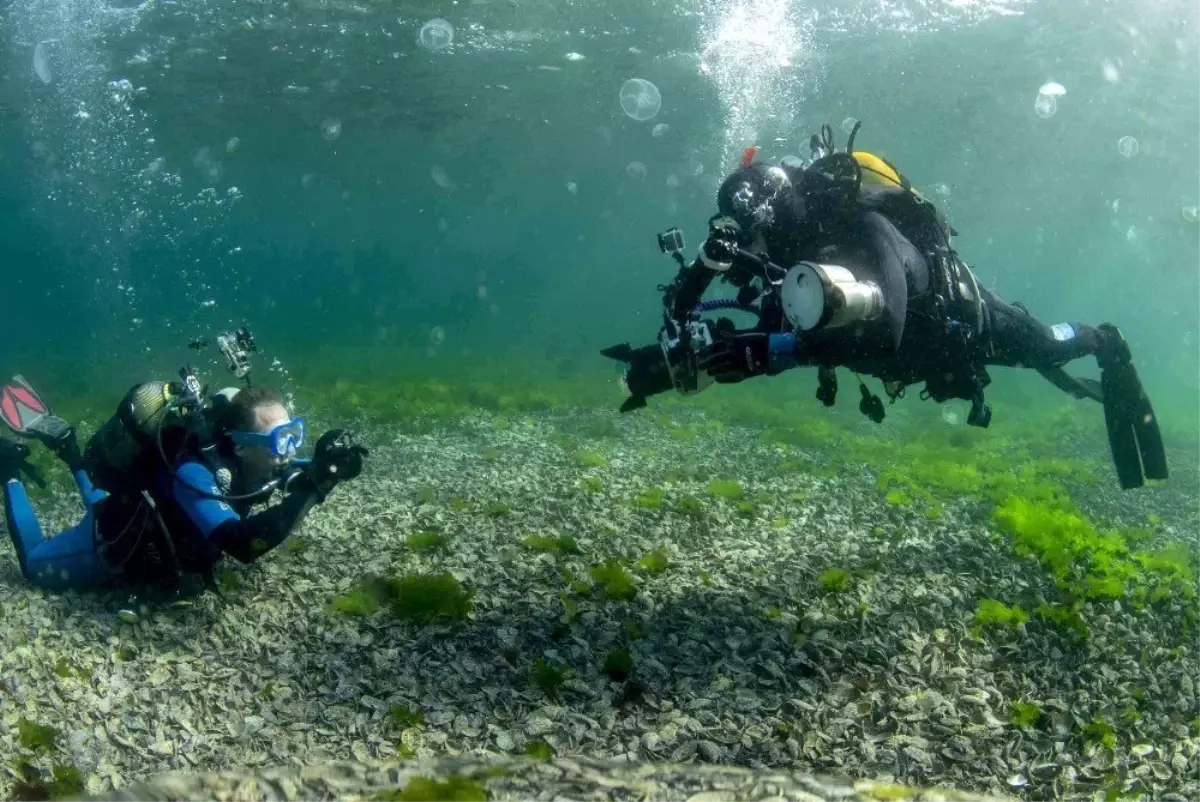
{"left": 673, "top": 179, "right": 1109, "bottom": 412}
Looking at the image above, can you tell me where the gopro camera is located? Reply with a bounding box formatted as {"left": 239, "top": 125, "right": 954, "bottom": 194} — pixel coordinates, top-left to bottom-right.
{"left": 657, "top": 227, "right": 685, "bottom": 255}
{"left": 216, "top": 327, "right": 257, "bottom": 380}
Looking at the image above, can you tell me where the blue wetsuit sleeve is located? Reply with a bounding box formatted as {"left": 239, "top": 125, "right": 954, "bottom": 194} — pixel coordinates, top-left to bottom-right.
{"left": 172, "top": 462, "right": 241, "bottom": 538}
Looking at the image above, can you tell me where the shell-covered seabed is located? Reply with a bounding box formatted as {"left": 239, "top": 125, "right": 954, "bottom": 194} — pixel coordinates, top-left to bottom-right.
{"left": 1, "top": 408, "right": 1197, "bottom": 801}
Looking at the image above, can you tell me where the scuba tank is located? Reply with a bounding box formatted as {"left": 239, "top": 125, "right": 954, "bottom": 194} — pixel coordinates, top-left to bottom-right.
{"left": 84, "top": 375, "right": 206, "bottom": 495}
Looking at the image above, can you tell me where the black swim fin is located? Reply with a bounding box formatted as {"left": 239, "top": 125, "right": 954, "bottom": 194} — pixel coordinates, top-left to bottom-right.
{"left": 1096, "top": 325, "right": 1167, "bottom": 489}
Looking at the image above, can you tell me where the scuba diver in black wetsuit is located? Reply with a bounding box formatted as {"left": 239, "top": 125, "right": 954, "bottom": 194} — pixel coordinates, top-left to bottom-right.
{"left": 0, "top": 328, "right": 369, "bottom": 593}
{"left": 603, "top": 122, "right": 1167, "bottom": 490}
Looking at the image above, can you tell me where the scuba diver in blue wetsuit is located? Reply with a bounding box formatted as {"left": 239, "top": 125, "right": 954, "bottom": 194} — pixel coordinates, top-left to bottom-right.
{"left": 0, "top": 329, "right": 368, "bottom": 592}
{"left": 603, "top": 122, "right": 1167, "bottom": 490}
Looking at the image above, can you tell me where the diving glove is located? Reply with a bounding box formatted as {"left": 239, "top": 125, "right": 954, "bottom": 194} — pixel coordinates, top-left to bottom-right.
{"left": 308, "top": 429, "right": 369, "bottom": 499}
{"left": 696, "top": 332, "right": 797, "bottom": 384}
{"left": 0, "top": 439, "right": 44, "bottom": 487}
{"left": 699, "top": 219, "right": 740, "bottom": 272}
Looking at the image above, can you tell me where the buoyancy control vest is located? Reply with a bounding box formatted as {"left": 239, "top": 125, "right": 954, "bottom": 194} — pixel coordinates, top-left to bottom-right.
{"left": 787, "top": 124, "right": 995, "bottom": 425}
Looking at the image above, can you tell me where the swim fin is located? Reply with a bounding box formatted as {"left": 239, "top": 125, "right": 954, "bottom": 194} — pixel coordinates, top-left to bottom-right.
{"left": 1096, "top": 326, "right": 1168, "bottom": 489}
{"left": 0, "top": 375, "right": 72, "bottom": 446}
{"left": 1, "top": 375, "right": 51, "bottom": 436}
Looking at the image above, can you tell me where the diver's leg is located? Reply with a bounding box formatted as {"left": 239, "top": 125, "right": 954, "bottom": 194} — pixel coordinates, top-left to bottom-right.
{"left": 20, "top": 508, "right": 111, "bottom": 590}
{"left": 2, "top": 452, "right": 111, "bottom": 589}
{"left": 3, "top": 478, "right": 42, "bottom": 574}
{"left": 981, "top": 286, "right": 1106, "bottom": 369}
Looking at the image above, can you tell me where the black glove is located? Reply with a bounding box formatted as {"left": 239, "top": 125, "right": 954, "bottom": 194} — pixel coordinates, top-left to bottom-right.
{"left": 308, "top": 429, "right": 368, "bottom": 499}
{"left": 699, "top": 221, "right": 740, "bottom": 270}
{"left": 0, "top": 439, "right": 44, "bottom": 487}
{"left": 696, "top": 333, "right": 772, "bottom": 384}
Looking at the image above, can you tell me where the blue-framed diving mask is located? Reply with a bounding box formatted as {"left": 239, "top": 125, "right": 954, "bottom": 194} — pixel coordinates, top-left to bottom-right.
{"left": 230, "top": 417, "right": 306, "bottom": 458}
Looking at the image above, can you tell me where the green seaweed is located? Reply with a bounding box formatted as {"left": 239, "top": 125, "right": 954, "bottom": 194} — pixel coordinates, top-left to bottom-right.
{"left": 705, "top": 478, "right": 745, "bottom": 502}
{"left": 637, "top": 548, "right": 671, "bottom": 575}
{"left": 407, "top": 531, "right": 451, "bottom": 551}
{"left": 18, "top": 719, "right": 58, "bottom": 752}
{"left": 523, "top": 534, "right": 580, "bottom": 556}
{"left": 972, "top": 599, "right": 1029, "bottom": 631}
{"left": 1009, "top": 702, "right": 1043, "bottom": 728}
{"left": 47, "top": 763, "right": 84, "bottom": 800}
{"left": 374, "top": 775, "right": 489, "bottom": 801}
{"left": 1081, "top": 716, "right": 1117, "bottom": 750}
{"left": 578, "top": 476, "right": 604, "bottom": 493}
{"left": 588, "top": 561, "right": 636, "bottom": 601}
{"left": 994, "top": 496, "right": 1197, "bottom": 606}
{"left": 483, "top": 501, "right": 512, "bottom": 518}
{"left": 523, "top": 738, "right": 556, "bottom": 761}
{"left": 389, "top": 705, "right": 425, "bottom": 730}
{"left": 389, "top": 573, "right": 475, "bottom": 623}
{"left": 633, "top": 487, "right": 665, "bottom": 510}
{"left": 532, "top": 658, "right": 571, "bottom": 698}
{"left": 571, "top": 449, "right": 607, "bottom": 468}
{"left": 216, "top": 567, "right": 241, "bottom": 595}
{"left": 331, "top": 586, "right": 383, "bottom": 617}
{"left": 676, "top": 496, "right": 706, "bottom": 519}
{"left": 817, "top": 568, "right": 852, "bottom": 594}
{"left": 1034, "top": 602, "right": 1091, "bottom": 643}
{"left": 602, "top": 648, "right": 633, "bottom": 683}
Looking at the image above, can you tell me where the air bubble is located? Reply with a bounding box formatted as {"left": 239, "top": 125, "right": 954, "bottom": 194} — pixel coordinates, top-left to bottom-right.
{"left": 1102, "top": 60, "right": 1120, "bottom": 82}
{"left": 619, "top": 78, "right": 661, "bottom": 122}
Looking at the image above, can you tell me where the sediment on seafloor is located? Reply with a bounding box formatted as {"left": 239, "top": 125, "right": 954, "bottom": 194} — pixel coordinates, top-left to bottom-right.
{"left": 1, "top": 409, "right": 1196, "bottom": 801}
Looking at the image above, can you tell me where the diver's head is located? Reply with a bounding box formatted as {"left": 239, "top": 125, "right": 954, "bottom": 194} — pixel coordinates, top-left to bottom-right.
{"left": 716, "top": 163, "right": 804, "bottom": 241}
{"left": 222, "top": 385, "right": 304, "bottom": 485}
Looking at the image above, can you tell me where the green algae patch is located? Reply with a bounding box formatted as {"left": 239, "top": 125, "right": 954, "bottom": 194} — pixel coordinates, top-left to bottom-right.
{"left": 994, "top": 496, "right": 1197, "bottom": 607}
{"left": 374, "top": 775, "right": 489, "bottom": 801}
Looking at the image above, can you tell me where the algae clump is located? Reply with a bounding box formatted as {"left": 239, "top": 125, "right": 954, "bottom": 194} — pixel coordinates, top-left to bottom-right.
{"left": 374, "top": 775, "right": 489, "bottom": 801}
{"left": 588, "top": 560, "right": 637, "bottom": 601}
{"left": 637, "top": 547, "right": 671, "bottom": 574}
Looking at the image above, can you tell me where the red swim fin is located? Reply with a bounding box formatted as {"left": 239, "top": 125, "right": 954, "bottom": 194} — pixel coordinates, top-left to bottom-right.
{"left": 0, "top": 375, "right": 50, "bottom": 435}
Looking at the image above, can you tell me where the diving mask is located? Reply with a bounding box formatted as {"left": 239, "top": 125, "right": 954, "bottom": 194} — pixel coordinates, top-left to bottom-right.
{"left": 230, "top": 417, "right": 306, "bottom": 458}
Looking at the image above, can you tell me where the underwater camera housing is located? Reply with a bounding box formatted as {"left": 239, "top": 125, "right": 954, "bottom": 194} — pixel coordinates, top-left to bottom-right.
{"left": 216, "top": 327, "right": 257, "bottom": 381}
{"left": 602, "top": 319, "right": 718, "bottom": 413}
{"left": 188, "top": 326, "right": 258, "bottom": 382}
{"left": 657, "top": 227, "right": 685, "bottom": 256}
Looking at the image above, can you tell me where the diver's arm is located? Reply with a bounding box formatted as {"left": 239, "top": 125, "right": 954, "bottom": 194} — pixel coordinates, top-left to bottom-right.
{"left": 666, "top": 258, "right": 722, "bottom": 321}
{"left": 696, "top": 331, "right": 815, "bottom": 383}
{"left": 208, "top": 481, "right": 322, "bottom": 563}
{"left": 666, "top": 217, "right": 745, "bottom": 321}
{"left": 171, "top": 461, "right": 320, "bottom": 564}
